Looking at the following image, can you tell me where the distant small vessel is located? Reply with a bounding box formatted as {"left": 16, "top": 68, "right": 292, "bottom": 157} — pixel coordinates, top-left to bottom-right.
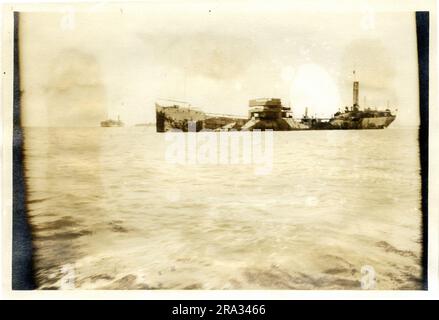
{"left": 101, "top": 115, "right": 124, "bottom": 127}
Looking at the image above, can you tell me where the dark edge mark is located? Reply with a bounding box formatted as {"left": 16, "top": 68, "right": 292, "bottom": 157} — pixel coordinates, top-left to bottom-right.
{"left": 12, "top": 11, "right": 36, "bottom": 290}
{"left": 416, "top": 11, "right": 429, "bottom": 291}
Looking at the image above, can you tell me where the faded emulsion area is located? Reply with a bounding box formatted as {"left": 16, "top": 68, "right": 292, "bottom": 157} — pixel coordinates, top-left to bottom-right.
{"left": 45, "top": 50, "right": 107, "bottom": 127}
{"left": 11, "top": 7, "right": 429, "bottom": 290}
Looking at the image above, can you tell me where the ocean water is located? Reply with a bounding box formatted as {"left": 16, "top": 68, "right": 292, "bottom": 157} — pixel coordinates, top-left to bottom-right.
{"left": 23, "top": 127, "right": 423, "bottom": 290}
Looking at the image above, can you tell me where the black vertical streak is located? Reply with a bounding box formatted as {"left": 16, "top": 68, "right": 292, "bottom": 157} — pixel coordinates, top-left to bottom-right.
{"left": 416, "top": 11, "right": 429, "bottom": 290}
{"left": 12, "top": 12, "right": 36, "bottom": 290}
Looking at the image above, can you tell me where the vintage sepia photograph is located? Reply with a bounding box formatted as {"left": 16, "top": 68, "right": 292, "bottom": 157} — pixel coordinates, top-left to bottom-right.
{"left": 3, "top": 0, "right": 435, "bottom": 293}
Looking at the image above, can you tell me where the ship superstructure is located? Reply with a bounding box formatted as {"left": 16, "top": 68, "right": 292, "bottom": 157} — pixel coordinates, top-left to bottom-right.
{"left": 240, "top": 98, "right": 307, "bottom": 130}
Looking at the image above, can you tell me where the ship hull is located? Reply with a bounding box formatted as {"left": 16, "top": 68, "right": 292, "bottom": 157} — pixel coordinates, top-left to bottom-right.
{"left": 329, "top": 116, "right": 396, "bottom": 129}
{"left": 100, "top": 119, "right": 124, "bottom": 127}
{"left": 100, "top": 123, "right": 124, "bottom": 127}
{"left": 156, "top": 104, "right": 206, "bottom": 132}
{"left": 156, "top": 112, "right": 396, "bottom": 131}
{"left": 156, "top": 104, "right": 247, "bottom": 132}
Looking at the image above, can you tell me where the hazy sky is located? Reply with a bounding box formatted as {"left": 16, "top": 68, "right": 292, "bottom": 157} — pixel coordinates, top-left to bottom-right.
{"left": 19, "top": 3, "right": 420, "bottom": 126}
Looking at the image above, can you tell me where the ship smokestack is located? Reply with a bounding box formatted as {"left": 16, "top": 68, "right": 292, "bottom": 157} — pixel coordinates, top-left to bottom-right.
{"left": 353, "top": 81, "right": 359, "bottom": 109}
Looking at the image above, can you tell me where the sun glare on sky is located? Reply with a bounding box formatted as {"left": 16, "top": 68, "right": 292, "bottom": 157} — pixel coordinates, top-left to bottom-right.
{"left": 289, "top": 63, "right": 341, "bottom": 118}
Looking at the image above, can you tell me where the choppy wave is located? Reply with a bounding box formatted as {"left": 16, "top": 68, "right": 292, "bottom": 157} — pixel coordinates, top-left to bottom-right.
{"left": 24, "top": 127, "right": 423, "bottom": 290}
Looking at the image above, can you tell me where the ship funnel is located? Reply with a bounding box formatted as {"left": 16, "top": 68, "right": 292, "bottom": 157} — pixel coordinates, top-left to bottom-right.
{"left": 353, "top": 81, "right": 359, "bottom": 109}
